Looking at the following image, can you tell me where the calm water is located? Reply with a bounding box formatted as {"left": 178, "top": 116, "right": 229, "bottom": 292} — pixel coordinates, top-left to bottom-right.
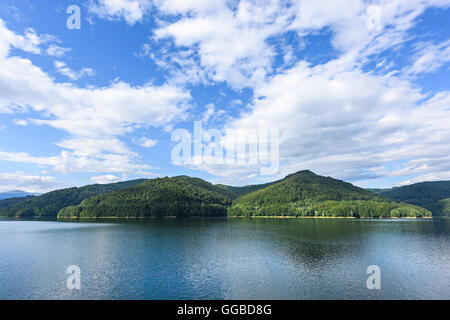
{"left": 0, "top": 218, "right": 449, "bottom": 300}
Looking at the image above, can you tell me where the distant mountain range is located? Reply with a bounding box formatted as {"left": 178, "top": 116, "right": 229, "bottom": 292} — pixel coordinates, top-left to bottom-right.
{"left": 0, "top": 190, "right": 40, "bottom": 200}
{"left": 0, "top": 170, "right": 436, "bottom": 219}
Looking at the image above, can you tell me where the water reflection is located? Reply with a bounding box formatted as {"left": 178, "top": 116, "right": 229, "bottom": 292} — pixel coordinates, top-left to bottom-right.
{"left": 0, "top": 218, "right": 448, "bottom": 299}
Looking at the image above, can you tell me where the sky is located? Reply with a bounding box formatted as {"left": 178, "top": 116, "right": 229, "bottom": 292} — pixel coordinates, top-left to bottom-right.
{"left": 0, "top": 0, "right": 449, "bottom": 193}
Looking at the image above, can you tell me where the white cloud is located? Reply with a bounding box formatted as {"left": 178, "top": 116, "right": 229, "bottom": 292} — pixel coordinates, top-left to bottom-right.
{"left": 54, "top": 60, "right": 95, "bottom": 80}
{"left": 0, "top": 150, "right": 60, "bottom": 167}
{"left": 55, "top": 136, "right": 134, "bottom": 157}
{"left": 146, "top": 46, "right": 209, "bottom": 86}
{"left": 154, "top": 0, "right": 219, "bottom": 14}
{"left": 202, "top": 103, "right": 215, "bottom": 123}
{"left": 405, "top": 40, "right": 450, "bottom": 76}
{"left": 91, "top": 174, "right": 120, "bottom": 184}
{"left": 154, "top": 0, "right": 294, "bottom": 88}
{"left": 396, "top": 171, "right": 450, "bottom": 186}
{"left": 86, "top": 0, "right": 450, "bottom": 90}
{"left": 290, "top": 0, "right": 450, "bottom": 56}
{"left": 46, "top": 44, "right": 71, "bottom": 57}
{"left": 0, "top": 149, "right": 154, "bottom": 174}
{"left": 135, "top": 137, "right": 158, "bottom": 148}
{"left": 0, "top": 20, "right": 42, "bottom": 56}
{"left": 13, "top": 119, "right": 28, "bottom": 126}
{"left": 88, "top": 0, "right": 152, "bottom": 25}
{"left": 151, "top": 0, "right": 450, "bottom": 88}
{"left": 0, "top": 171, "right": 61, "bottom": 193}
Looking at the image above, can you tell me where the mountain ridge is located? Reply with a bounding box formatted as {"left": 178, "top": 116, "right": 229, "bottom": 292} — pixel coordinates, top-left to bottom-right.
{"left": 58, "top": 170, "right": 430, "bottom": 219}
{"left": 0, "top": 171, "right": 437, "bottom": 219}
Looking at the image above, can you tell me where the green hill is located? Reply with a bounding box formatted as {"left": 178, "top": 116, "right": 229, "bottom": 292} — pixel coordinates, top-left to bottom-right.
{"left": 371, "top": 181, "right": 450, "bottom": 216}
{"left": 0, "top": 179, "right": 147, "bottom": 218}
{"left": 58, "top": 176, "right": 232, "bottom": 218}
{"left": 0, "top": 171, "right": 433, "bottom": 219}
{"left": 228, "top": 171, "right": 431, "bottom": 218}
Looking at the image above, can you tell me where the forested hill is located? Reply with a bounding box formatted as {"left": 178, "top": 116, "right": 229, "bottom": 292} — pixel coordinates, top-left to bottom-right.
{"left": 58, "top": 176, "right": 232, "bottom": 218}
{"left": 370, "top": 181, "right": 450, "bottom": 216}
{"left": 0, "top": 171, "right": 433, "bottom": 219}
{"left": 228, "top": 170, "right": 431, "bottom": 218}
{"left": 0, "top": 179, "right": 147, "bottom": 218}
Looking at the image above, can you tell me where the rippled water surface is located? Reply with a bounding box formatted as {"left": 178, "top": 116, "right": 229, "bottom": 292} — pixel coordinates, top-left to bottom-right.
{"left": 0, "top": 218, "right": 449, "bottom": 299}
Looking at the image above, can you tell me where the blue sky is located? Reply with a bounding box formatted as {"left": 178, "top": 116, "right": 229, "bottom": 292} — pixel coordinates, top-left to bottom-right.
{"left": 0, "top": 0, "right": 449, "bottom": 192}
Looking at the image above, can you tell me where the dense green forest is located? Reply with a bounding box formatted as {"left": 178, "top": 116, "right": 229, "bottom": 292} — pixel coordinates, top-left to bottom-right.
{"left": 228, "top": 171, "right": 431, "bottom": 218}
{"left": 370, "top": 181, "right": 450, "bottom": 216}
{"left": 215, "top": 181, "right": 279, "bottom": 198}
{"left": 58, "top": 176, "right": 232, "bottom": 218}
{"left": 438, "top": 198, "right": 450, "bottom": 217}
{"left": 0, "top": 196, "right": 35, "bottom": 209}
{"left": 168, "top": 176, "right": 237, "bottom": 198}
{"left": 0, "top": 179, "right": 147, "bottom": 218}
{"left": 0, "top": 171, "right": 435, "bottom": 219}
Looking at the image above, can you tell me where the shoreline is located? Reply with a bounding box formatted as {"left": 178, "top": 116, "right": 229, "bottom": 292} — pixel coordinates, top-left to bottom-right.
{"left": 54, "top": 215, "right": 434, "bottom": 220}
{"left": 229, "top": 215, "right": 433, "bottom": 219}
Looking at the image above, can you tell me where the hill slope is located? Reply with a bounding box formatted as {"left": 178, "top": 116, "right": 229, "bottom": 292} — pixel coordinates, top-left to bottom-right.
{"left": 0, "top": 196, "right": 36, "bottom": 210}
{"left": 215, "top": 181, "right": 279, "bottom": 198}
{"left": 58, "top": 176, "right": 232, "bottom": 218}
{"left": 439, "top": 199, "right": 450, "bottom": 217}
{"left": 0, "top": 179, "right": 147, "bottom": 218}
{"left": 371, "top": 181, "right": 450, "bottom": 216}
{"left": 228, "top": 171, "right": 430, "bottom": 218}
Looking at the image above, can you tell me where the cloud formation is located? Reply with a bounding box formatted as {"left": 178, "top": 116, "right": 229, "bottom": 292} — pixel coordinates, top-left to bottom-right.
{"left": 54, "top": 60, "right": 95, "bottom": 80}
{"left": 88, "top": 0, "right": 152, "bottom": 25}
{"left": 221, "top": 58, "right": 450, "bottom": 185}
{"left": 0, "top": 18, "right": 190, "bottom": 177}
{"left": 0, "top": 171, "right": 60, "bottom": 193}
{"left": 91, "top": 174, "right": 121, "bottom": 184}
{"left": 2, "top": 1, "right": 450, "bottom": 189}
{"left": 149, "top": 0, "right": 450, "bottom": 185}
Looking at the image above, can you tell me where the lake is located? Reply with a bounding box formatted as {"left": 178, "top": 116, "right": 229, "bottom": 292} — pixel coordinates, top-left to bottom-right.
{"left": 0, "top": 218, "right": 449, "bottom": 299}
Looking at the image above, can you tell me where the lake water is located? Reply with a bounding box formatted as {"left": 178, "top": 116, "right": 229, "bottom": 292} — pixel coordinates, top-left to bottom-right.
{"left": 0, "top": 218, "right": 449, "bottom": 300}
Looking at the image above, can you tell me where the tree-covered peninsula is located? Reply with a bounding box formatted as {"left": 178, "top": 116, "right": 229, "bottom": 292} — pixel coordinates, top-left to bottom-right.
{"left": 370, "top": 181, "right": 450, "bottom": 216}
{"left": 228, "top": 171, "right": 430, "bottom": 218}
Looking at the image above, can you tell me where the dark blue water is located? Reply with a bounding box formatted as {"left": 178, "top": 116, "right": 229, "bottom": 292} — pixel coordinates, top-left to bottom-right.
{"left": 0, "top": 218, "right": 449, "bottom": 299}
